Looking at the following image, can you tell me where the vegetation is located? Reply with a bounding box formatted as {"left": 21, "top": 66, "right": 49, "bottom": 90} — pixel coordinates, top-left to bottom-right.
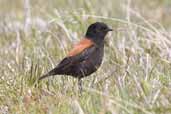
{"left": 0, "top": 0, "right": 171, "bottom": 113}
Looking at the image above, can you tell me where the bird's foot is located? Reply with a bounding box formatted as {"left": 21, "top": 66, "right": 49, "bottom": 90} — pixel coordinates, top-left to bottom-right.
{"left": 78, "top": 78, "right": 83, "bottom": 96}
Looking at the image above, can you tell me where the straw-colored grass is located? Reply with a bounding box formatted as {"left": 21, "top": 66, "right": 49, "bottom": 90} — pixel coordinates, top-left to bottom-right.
{"left": 0, "top": 0, "right": 171, "bottom": 113}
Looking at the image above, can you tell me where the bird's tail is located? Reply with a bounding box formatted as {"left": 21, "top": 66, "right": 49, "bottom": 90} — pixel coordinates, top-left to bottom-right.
{"left": 38, "top": 68, "right": 61, "bottom": 81}
{"left": 38, "top": 73, "right": 51, "bottom": 81}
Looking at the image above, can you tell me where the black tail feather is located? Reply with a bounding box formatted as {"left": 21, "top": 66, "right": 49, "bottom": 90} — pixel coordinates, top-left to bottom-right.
{"left": 38, "top": 67, "right": 60, "bottom": 81}
{"left": 38, "top": 57, "right": 70, "bottom": 81}
{"left": 38, "top": 73, "right": 51, "bottom": 81}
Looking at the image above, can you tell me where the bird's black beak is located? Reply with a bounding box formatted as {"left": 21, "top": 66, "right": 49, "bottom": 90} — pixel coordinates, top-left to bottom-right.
{"left": 107, "top": 28, "right": 113, "bottom": 31}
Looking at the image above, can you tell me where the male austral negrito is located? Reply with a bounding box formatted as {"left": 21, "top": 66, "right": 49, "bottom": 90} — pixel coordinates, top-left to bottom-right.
{"left": 38, "top": 22, "right": 112, "bottom": 89}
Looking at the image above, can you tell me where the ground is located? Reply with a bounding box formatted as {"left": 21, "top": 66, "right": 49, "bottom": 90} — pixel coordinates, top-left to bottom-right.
{"left": 0, "top": 0, "right": 171, "bottom": 114}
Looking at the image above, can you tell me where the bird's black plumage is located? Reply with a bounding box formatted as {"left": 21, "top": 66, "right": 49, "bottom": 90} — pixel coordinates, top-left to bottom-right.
{"left": 38, "top": 22, "right": 112, "bottom": 81}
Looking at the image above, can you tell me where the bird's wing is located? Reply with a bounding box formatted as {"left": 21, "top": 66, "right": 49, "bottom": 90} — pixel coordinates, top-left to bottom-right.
{"left": 57, "top": 38, "right": 95, "bottom": 69}
{"left": 38, "top": 38, "right": 95, "bottom": 80}
{"left": 68, "top": 38, "right": 94, "bottom": 57}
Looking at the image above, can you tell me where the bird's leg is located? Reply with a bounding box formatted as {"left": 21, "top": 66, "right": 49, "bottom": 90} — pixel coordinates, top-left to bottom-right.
{"left": 78, "top": 78, "right": 83, "bottom": 94}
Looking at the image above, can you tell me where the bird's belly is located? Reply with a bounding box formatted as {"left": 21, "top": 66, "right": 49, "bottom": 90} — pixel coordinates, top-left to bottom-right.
{"left": 73, "top": 50, "right": 103, "bottom": 78}
{"left": 81, "top": 62, "right": 101, "bottom": 77}
{"left": 69, "top": 61, "right": 101, "bottom": 78}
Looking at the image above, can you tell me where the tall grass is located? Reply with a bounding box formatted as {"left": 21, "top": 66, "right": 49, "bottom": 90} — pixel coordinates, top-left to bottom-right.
{"left": 0, "top": 0, "right": 171, "bottom": 113}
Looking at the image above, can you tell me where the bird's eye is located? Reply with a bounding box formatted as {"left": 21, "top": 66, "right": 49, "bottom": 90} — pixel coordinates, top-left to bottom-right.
{"left": 102, "top": 27, "right": 107, "bottom": 30}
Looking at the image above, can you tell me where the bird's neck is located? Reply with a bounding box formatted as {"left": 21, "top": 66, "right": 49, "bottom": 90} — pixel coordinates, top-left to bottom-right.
{"left": 85, "top": 36, "right": 104, "bottom": 47}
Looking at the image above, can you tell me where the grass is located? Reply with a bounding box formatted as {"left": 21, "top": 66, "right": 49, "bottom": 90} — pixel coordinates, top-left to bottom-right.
{"left": 0, "top": 0, "right": 171, "bottom": 114}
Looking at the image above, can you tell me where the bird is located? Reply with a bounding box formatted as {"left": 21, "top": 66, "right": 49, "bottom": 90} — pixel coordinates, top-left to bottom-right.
{"left": 38, "top": 22, "right": 112, "bottom": 90}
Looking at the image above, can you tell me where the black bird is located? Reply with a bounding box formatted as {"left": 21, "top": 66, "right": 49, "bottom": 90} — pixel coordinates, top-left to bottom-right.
{"left": 38, "top": 22, "right": 112, "bottom": 90}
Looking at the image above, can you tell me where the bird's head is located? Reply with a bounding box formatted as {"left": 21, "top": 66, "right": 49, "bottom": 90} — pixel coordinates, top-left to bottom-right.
{"left": 85, "top": 22, "right": 112, "bottom": 45}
